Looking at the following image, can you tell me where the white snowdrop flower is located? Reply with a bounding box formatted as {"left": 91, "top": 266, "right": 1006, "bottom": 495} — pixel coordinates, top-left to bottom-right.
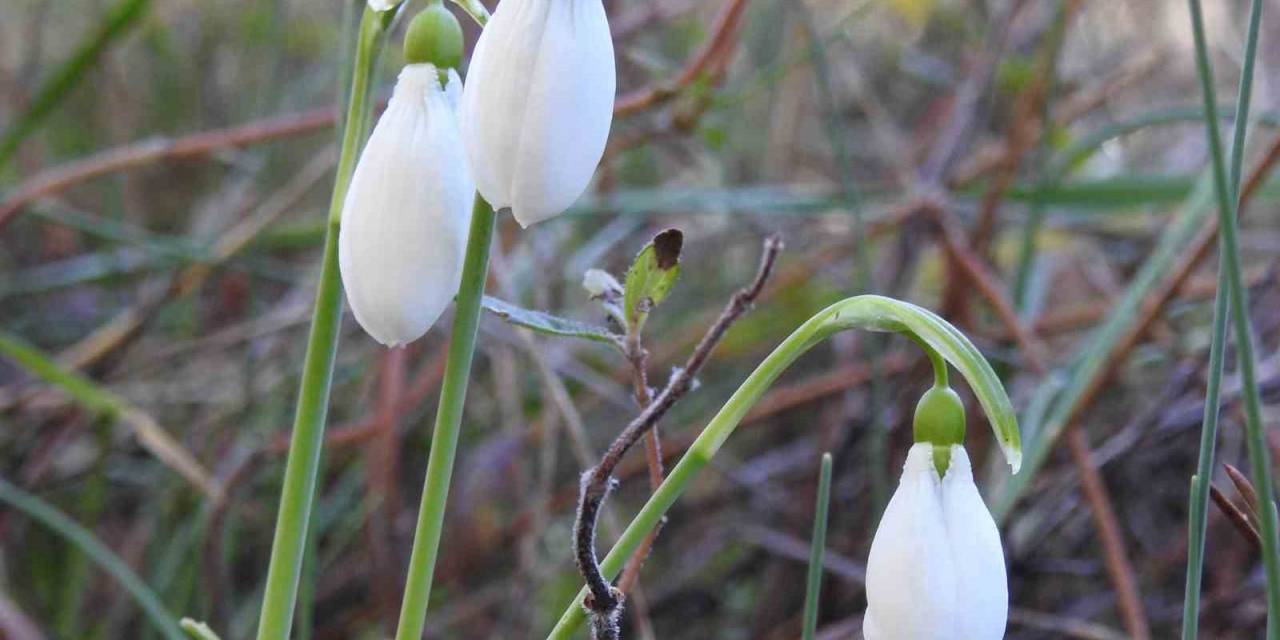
{"left": 338, "top": 64, "right": 474, "bottom": 347}
{"left": 863, "top": 442, "right": 1009, "bottom": 640}
{"left": 459, "top": 0, "right": 616, "bottom": 227}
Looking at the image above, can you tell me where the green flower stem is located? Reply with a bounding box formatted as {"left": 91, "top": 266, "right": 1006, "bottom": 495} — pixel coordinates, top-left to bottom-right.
{"left": 394, "top": 196, "right": 497, "bottom": 640}
{"left": 255, "top": 8, "right": 394, "bottom": 640}
{"left": 1183, "top": 0, "right": 1271, "bottom": 637}
{"left": 801, "top": 453, "right": 833, "bottom": 640}
{"left": 546, "top": 295, "right": 1020, "bottom": 639}
{"left": 909, "top": 334, "right": 949, "bottom": 388}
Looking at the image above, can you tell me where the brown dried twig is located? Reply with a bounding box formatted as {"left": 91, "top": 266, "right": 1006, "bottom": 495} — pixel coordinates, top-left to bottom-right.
{"left": 3, "top": 0, "right": 750, "bottom": 232}
{"left": 0, "top": 106, "right": 340, "bottom": 229}
{"left": 613, "top": 0, "right": 749, "bottom": 118}
{"left": 365, "top": 348, "right": 407, "bottom": 620}
{"left": 969, "top": 0, "right": 1083, "bottom": 255}
{"left": 573, "top": 235, "right": 782, "bottom": 639}
{"left": 1210, "top": 484, "right": 1262, "bottom": 551}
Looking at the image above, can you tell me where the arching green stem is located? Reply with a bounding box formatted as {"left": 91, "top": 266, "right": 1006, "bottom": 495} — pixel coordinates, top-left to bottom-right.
{"left": 909, "top": 334, "right": 949, "bottom": 388}
{"left": 545, "top": 295, "right": 1020, "bottom": 639}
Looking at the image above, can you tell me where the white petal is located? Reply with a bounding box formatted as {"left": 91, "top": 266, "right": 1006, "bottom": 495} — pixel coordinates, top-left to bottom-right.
{"left": 509, "top": 0, "right": 615, "bottom": 226}
{"left": 339, "top": 64, "right": 474, "bottom": 347}
{"left": 864, "top": 443, "right": 957, "bottom": 640}
{"left": 443, "top": 68, "right": 464, "bottom": 111}
{"left": 459, "top": 0, "right": 615, "bottom": 226}
{"left": 941, "top": 446, "right": 1009, "bottom": 640}
{"left": 460, "top": 0, "right": 544, "bottom": 212}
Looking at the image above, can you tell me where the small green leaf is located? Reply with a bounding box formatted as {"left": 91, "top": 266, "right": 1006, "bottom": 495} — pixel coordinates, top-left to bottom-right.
{"left": 0, "top": 477, "right": 186, "bottom": 640}
{"left": 623, "top": 229, "right": 683, "bottom": 330}
{"left": 481, "top": 296, "right": 621, "bottom": 348}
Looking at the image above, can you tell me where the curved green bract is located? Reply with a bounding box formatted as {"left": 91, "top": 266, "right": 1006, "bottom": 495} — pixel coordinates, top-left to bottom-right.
{"left": 819, "top": 296, "right": 1021, "bottom": 470}
{"left": 545, "top": 294, "right": 1020, "bottom": 639}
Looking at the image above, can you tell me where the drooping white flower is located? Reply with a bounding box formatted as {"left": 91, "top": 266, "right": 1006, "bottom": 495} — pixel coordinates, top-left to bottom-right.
{"left": 338, "top": 64, "right": 474, "bottom": 347}
{"left": 459, "top": 0, "right": 615, "bottom": 227}
{"left": 863, "top": 443, "right": 1008, "bottom": 640}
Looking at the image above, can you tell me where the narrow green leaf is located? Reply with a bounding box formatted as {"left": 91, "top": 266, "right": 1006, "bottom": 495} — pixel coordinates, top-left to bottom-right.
{"left": 0, "top": 0, "right": 152, "bottom": 168}
{"left": 802, "top": 453, "right": 833, "bottom": 640}
{"left": 0, "top": 477, "right": 184, "bottom": 640}
{"left": 481, "top": 296, "right": 621, "bottom": 348}
{"left": 0, "top": 331, "right": 219, "bottom": 499}
{"left": 993, "top": 172, "right": 1216, "bottom": 518}
{"left": 1183, "top": 0, "right": 1279, "bottom": 636}
{"left": 623, "top": 229, "right": 683, "bottom": 329}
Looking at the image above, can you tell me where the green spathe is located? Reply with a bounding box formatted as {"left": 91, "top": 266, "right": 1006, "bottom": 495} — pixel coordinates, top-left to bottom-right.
{"left": 404, "top": 3, "right": 463, "bottom": 70}
{"left": 913, "top": 385, "right": 965, "bottom": 475}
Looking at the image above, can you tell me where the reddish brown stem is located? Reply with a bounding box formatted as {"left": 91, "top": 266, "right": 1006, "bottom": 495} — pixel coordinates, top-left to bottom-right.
{"left": 0, "top": 107, "right": 339, "bottom": 228}
{"left": 573, "top": 236, "right": 782, "bottom": 635}
{"left": 613, "top": 0, "right": 750, "bottom": 117}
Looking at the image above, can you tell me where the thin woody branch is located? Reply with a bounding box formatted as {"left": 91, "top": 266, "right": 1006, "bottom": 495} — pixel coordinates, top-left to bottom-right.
{"left": 572, "top": 235, "right": 782, "bottom": 638}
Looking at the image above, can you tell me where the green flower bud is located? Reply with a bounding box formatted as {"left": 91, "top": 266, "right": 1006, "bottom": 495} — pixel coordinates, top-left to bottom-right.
{"left": 913, "top": 384, "right": 965, "bottom": 475}
{"left": 404, "top": 4, "right": 463, "bottom": 70}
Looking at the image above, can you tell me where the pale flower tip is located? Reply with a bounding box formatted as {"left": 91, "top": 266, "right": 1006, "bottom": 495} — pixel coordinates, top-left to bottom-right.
{"left": 372, "top": 334, "right": 405, "bottom": 349}
{"left": 367, "top": 0, "right": 398, "bottom": 11}
{"left": 509, "top": 207, "right": 539, "bottom": 229}
{"left": 1004, "top": 445, "right": 1022, "bottom": 474}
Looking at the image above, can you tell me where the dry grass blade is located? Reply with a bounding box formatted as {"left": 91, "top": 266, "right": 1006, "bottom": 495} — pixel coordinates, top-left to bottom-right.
{"left": 0, "top": 332, "right": 220, "bottom": 500}
{"left": 1210, "top": 483, "right": 1262, "bottom": 550}
{"left": 1224, "top": 463, "right": 1262, "bottom": 523}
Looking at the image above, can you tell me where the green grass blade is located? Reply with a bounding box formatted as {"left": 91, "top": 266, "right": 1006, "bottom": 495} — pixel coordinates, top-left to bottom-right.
{"left": 991, "top": 172, "right": 1216, "bottom": 518}
{"left": 0, "top": 331, "right": 218, "bottom": 498}
{"left": 1182, "top": 281, "right": 1229, "bottom": 640}
{"left": 802, "top": 453, "right": 833, "bottom": 640}
{"left": 1183, "top": 0, "right": 1277, "bottom": 637}
{"left": 0, "top": 0, "right": 152, "bottom": 168}
{"left": 1011, "top": 0, "right": 1073, "bottom": 308}
{"left": 0, "top": 477, "right": 184, "bottom": 639}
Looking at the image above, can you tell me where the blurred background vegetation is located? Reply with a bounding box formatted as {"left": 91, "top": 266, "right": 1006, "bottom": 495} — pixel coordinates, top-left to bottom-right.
{"left": 2, "top": 0, "right": 1279, "bottom": 638}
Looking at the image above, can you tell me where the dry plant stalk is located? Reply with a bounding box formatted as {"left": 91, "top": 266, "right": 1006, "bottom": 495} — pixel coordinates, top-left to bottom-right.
{"left": 573, "top": 236, "right": 782, "bottom": 639}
